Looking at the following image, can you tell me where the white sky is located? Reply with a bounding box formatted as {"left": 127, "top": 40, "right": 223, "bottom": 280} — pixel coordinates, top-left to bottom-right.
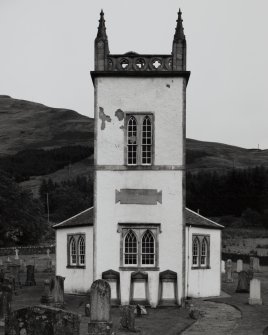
{"left": 0, "top": 0, "right": 267, "bottom": 149}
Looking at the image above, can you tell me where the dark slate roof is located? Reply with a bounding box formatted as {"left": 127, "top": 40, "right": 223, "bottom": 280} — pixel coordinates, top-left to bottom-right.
{"left": 186, "top": 208, "right": 224, "bottom": 230}
{"left": 53, "top": 207, "right": 93, "bottom": 230}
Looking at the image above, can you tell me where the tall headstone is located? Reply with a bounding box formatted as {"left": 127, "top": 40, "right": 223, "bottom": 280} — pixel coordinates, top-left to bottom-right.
{"left": 248, "top": 279, "right": 262, "bottom": 305}
{"left": 5, "top": 305, "right": 80, "bottom": 335}
{"left": 236, "top": 271, "right": 249, "bottom": 293}
{"left": 225, "top": 259, "right": 233, "bottom": 283}
{"left": 50, "top": 276, "right": 65, "bottom": 308}
{"left": 40, "top": 279, "right": 53, "bottom": 305}
{"left": 47, "top": 249, "right": 50, "bottom": 258}
{"left": 119, "top": 305, "right": 136, "bottom": 332}
{"left": 7, "top": 264, "right": 21, "bottom": 290}
{"left": 236, "top": 259, "right": 243, "bottom": 272}
{"left": 88, "top": 279, "right": 112, "bottom": 335}
{"left": 25, "top": 265, "right": 36, "bottom": 286}
{"left": 221, "top": 260, "right": 225, "bottom": 274}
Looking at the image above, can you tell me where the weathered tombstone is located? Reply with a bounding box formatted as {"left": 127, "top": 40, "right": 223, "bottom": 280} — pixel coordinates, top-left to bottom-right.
{"left": 236, "top": 259, "right": 243, "bottom": 272}
{"left": 5, "top": 305, "right": 80, "bottom": 335}
{"left": 14, "top": 249, "right": 19, "bottom": 260}
{"left": 85, "top": 303, "right": 90, "bottom": 317}
{"left": 7, "top": 264, "right": 21, "bottom": 290}
{"left": 253, "top": 257, "right": 260, "bottom": 272}
{"left": 50, "top": 276, "right": 65, "bottom": 308}
{"left": 236, "top": 271, "right": 250, "bottom": 293}
{"left": 225, "top": 259, "right": 233, "bottom": 283}
{"left": 88, "top": 279, "right": 112, "bottom": 335}
{"left": 40, "top": 279, "right": 53, "bottom": 305}
{"left": 47, "top": 249, "right": 51, "bottom": 258}
{"left": 119, "top": 305, "right": 137, "bottom": 332}
{"left": 0, "top": 283, "right": 12, "bottom": 327}
{"left": 221, "top": 260, "right": 225, "bottom": 274}
{"left": 248, "top": 279, "right": 262, "bottom": 305}
{"left": 25, "top": 265, "right": 36, "bottom": 286}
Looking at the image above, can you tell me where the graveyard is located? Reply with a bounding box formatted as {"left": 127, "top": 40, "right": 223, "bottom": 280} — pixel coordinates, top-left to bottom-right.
{"left": 0, "top": 251, "right": 268, "bottom": 334}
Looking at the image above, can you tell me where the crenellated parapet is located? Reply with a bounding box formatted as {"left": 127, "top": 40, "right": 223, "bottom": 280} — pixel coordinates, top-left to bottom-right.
{"left": 94, "top": 10, "right": 187, "bottom": 72}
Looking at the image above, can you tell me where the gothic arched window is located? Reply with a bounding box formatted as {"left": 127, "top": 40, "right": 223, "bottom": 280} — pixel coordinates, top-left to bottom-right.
{"left": 127, "top": 116, "right": 137, "bottom": 165}
{"left": 192, "top": 237, "right": 199, "bottom": 267}
{"left": 70, "top": 237, "right": 77, "bottom": 265}
{"left": 141, "top": 230, "right": 155, "bottom": 265}
{"left": 78, "top": 236, "right": 85, "bottom": 265}
{"left": 124, "top": 230, "right": 138, "bottom": 265}
{"left": 200, "top": 238, "right": 208, "bottom": 267}
{"left": 142, "top": 116, "right": 152, "bottom": 165}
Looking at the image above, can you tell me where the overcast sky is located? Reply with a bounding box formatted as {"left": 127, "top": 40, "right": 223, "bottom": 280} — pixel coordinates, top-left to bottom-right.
{"left": 0, "top": 0, "right": 267, "bottom": 149}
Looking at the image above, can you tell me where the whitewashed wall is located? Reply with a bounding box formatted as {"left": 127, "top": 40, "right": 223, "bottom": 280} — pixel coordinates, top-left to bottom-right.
{"left": 185, "top": 226, "right": 221, "bottom": 298}
{"left": 55, "top": 226, "right": 93, "bottom": 294}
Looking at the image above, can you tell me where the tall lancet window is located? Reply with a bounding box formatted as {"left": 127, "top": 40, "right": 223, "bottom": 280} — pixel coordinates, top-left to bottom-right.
{"left": 124, "top": 230, "right": 137, "bottom": 265}
{"left": 70, "top": 238, "right": 77, "bottom": 265}
{"left": 141, "top": 230, "right": 155, "bottom": 265}
{"left": 78, "top": 236, "right": 85, "bottom": 265}
{"left": 192, "top": 237, "right": 199, "bottom": 267}
{"left": 127, "top": 116, "right": 137, "bottom": 165}
{"left": 201, "top": 238, "right": 208, "bottom": 267}
{"left": 142, "top": 116, "right": 152, "bottom": 165}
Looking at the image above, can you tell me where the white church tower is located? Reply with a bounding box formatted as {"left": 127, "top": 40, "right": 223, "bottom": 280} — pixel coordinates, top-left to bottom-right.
{"left": 91, "top": 10, "right": 190, "bottom": 307}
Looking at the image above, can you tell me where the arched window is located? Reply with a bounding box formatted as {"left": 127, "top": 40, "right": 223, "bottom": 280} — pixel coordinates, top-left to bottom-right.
{"left": 124, "top": 230, "right": 137, "bottom": 265}
{"left": 142, "top": 116, "right": 152, "bottom": 165}
{"left": 192, "top": 237, "right": 199, "bottom": 267}
{"left": 127, "top": 116, "right": 137, "bottom": 165}
{"left": 70, "top": 238, "right": 77, "bottom": 265}
{"left": 141, "top": 230, "right": 155, "bottom": 265}
{"left": 201, "top": 238, "right": 208, "bottom": 267}
{"left": 78, "top": 236, "right": 85, "bottom": 265}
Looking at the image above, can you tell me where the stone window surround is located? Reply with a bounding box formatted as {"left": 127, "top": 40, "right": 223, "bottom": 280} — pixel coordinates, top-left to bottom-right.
{"left": 191, "top": 234, "right": 210, "bottom": 270}
{"left": 124, "top": 112, "right": 155, "bottom": 167}
{"left": 118, "top": 223, "right": 161, "bottom": 271}
{"left": 66, "top": 233, "right": 86, "bottom": 269}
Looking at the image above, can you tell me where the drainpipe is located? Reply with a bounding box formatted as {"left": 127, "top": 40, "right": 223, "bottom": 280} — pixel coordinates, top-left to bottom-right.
{"left": 186, "top": 225, "right": 191, "bottom": 298}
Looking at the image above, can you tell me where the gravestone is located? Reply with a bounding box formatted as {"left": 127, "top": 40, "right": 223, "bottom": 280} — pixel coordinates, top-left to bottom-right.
{"left": 248, "top": 279, "right": 262, "bottom": 305}
{"left": 7, "top": 264, "right": 21, "bottom": 290}
{"left": 40, "top": 279, "right": 53, "bottom": 305}
{"left": 221, "top": 260, "right": 225, "bottom": 274}
{"left": 88, "top": 279, "right": 112, "bottom": 335}
{"left": 236, "top": 271, "right": 250, "bottom": 293}
{"left": 0, "top": 283, "right": 12, "bottom": 327}
{"left": 119, "top": 305, "right": 137, "bottom": 332}
{"left": 47, "top": 249, "right": 50, "bottom": 258}
{"left": 225, "top": 259, "right": 233, "bottom": 283}
{"left": 5, "top": 305, "right": 80, "bottom": 335}
{"left": 250, "top": 257, "right": 260, "bottom": 272}
{"left": 50, "top": 276, "right": 65, "bottom": 308}
{"left": 14, "top": 249, "right": 19, "bottom": 260}
{"left": 236, "top": 259, "right": 243, "bottom": 272}
{"left": 25, "top": 265, "right": 36, "bottom": 286}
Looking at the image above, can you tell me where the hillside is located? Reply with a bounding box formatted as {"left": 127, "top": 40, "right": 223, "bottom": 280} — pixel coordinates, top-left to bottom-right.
{"left": 1, "top": 95, "right": 268, "bottom": 184}
{"left": 0, "top": 95, "right": 94, "bottom": 155}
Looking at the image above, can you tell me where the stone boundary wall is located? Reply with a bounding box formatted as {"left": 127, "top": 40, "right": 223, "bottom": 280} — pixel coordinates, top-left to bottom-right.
{"left": 0, "top": 245, "right": 55, "bottom": 256}
{"left": 222, "top": 252, "right": 268, "bottom": 266}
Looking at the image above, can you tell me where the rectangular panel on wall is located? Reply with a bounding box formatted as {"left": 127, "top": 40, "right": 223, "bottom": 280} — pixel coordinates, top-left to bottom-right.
{"left": 115, "top": 189, "right": 162, "bottom": 205}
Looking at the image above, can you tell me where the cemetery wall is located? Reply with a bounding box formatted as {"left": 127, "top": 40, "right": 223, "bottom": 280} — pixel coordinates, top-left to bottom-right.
{"left": 0, "top": 245, "right": 55, "bottom": 256}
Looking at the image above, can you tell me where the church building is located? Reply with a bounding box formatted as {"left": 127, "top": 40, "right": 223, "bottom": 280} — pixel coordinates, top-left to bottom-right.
{"left": 53, "top": 10, "right": 223, "bottom": 307}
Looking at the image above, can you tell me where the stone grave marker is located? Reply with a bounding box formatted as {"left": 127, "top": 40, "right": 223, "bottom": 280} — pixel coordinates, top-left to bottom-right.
{"left": 251, "top": 257, "right": 260, "bottom": 272}
{"left": 120, "top": 305, "right": 137, "bottom": 332}
{"left": 248, "top": 279, "right": 262, "bottom": 305}
{"left": 236, "top": 259, "right": 243, "bottom": 272}
{"left": 7, "top": 264, "right": 21, "bottom": 290}
{"left": 50, "top": 276, "right": 65, "bottom": 308}
{"left": 40, "top": 279, "right": 53, "bottom": 305}
{"left": 221, "top": 260, "right": 225, "bottom": 274}
{"left": 236, "top": 271, "right": 250, "bottom": 293}
{"left": 0, "top": 283, "right": 12, "bottom": 327}
{"left": 5, "top": 305, "right": 80, "bottom": 335}
{"left": 47, "top": 249, "right": 51, "bottom": 258}
{"left": 88, "top": 279, "right": 113, "bottom": 335}
{"left": 225, "top": 259, "right": 233, "bottom": 283}
{"left": 25, "top": 265, "right": 36, "bottom": 286}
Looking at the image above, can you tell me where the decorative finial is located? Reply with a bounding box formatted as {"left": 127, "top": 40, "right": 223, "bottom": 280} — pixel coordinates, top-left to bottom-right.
{"left": 97, "top": 9, "right": 107, "bottom": 39}
{"left": 174, "top": 9, "right": 185, "bottom": 40}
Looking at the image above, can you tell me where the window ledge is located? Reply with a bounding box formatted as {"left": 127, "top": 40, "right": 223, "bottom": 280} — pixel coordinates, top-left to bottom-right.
{"left": 191, "top": 266, "right": 211, "bottom": 270}
{"left": 119, "top": 266, "right": 160, "bottom": 271}
{"left": 66, "top": 265, "right": 86, "bottom": 269}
